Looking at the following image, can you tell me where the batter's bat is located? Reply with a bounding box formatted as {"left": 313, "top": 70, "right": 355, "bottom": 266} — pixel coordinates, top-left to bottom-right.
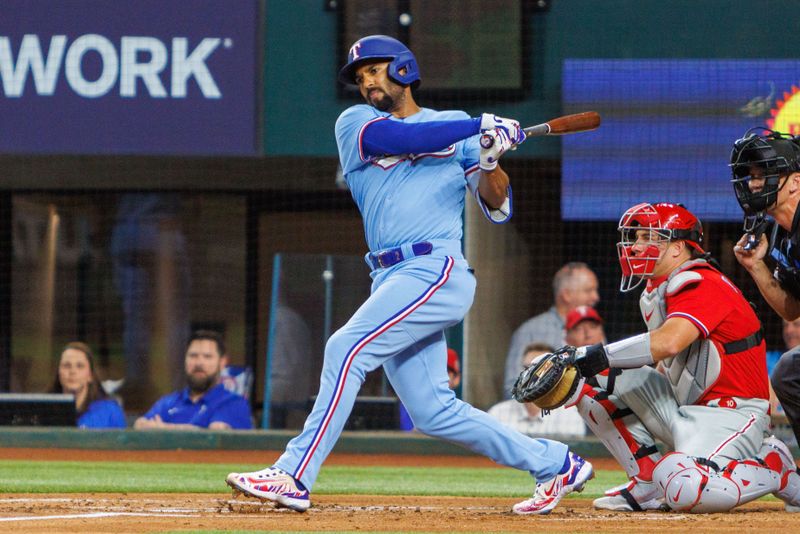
{"left": 480, "top": 111, "right": 601, "bottom": 149}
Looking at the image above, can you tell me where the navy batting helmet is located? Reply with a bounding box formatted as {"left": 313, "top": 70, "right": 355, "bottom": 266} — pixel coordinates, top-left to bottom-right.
{"left": 730, "top": 128, "right": 800, "bottom": 214}
{"left": 338, "top": 35, "right": 420, "bottom": 87}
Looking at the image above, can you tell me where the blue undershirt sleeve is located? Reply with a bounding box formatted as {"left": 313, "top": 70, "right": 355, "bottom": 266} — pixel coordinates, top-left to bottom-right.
{"left": 362, "top": 117, "right": 481, "bottom": 157}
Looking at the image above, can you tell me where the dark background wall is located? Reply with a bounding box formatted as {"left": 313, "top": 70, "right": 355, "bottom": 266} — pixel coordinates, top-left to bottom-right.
{"left": 2, "top": 0, "right": 795, "bottom": 412}
{"left": 262, "top": 0, "right": 798, "bottom": 158}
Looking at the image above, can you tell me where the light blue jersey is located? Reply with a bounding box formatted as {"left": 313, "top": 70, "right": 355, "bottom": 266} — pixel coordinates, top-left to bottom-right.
{"left": 335, "top": 105, "right": 509, "bottom": 250}
{"left": 274, "top": 104, "right": 568, "bottom": 490}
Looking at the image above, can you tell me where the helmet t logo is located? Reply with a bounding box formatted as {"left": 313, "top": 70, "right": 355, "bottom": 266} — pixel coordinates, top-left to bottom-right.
{"left": 338, "top": 35, "right": 420, "bottom": 87}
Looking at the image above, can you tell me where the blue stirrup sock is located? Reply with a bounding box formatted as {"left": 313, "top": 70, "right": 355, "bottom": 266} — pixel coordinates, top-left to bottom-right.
{"left": 559, "top": 453, "right": 572, "bottom": 474}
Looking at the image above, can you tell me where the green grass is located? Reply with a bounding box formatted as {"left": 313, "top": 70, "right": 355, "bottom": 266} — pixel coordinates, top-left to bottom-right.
{"left": 0, "top": 460, "right": 628, "bottom": 498}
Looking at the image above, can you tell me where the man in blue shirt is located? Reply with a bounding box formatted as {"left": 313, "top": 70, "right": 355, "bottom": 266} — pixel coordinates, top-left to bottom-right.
{"left": 134, "top": 330, "right": 252, "bottom": 430}
{"left": 226, "top": 35, "right": 592, "bottom": 514}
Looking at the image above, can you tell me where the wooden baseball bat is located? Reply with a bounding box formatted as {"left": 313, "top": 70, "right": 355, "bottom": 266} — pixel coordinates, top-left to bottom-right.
{"left": 480, "top": 111, "right": 601, "bottom": 148}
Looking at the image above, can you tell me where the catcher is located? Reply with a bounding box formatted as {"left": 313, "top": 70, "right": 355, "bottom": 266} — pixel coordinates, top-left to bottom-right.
{"left": 513, "top": 202, "right": 800, "bottom": 513}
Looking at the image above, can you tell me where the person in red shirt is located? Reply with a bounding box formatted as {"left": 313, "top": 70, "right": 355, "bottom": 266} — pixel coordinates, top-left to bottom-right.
{"left": 560, "top": 202, "right": 800, "bottom": 513}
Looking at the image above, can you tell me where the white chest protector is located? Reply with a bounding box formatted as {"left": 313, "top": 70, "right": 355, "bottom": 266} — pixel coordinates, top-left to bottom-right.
{"left": 639, "top": 259, "right": 722, "bottom": 406}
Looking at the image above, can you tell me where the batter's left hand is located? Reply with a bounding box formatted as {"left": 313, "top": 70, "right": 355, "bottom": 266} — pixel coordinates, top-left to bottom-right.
{"left": 480, "top": 128, "right": 515, "bottom": 171}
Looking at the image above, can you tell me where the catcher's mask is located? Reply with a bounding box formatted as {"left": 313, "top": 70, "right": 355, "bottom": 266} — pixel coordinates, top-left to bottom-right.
{"left": 730, "top": 128, "right": 800, "bottom": 215}
{"left": 617, "top": 202, "right": 704, "bottom": 292}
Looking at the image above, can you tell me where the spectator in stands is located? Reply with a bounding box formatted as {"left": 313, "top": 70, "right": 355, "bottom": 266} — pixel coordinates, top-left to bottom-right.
{"left": 503, "top": 262, "right": 600, "bottom": 398}
{"left": 398, "top": 348, "right": 461, "bottom": 431}
{"left": 768, "top": 318, "right": 800, "bottom": 377}
{"left": 784, "top": 317, "right": 800, "bottom": 349}
{"left": 134, "top": 330, "right": 252, "bottom": 430}
{"left": 445, "top": 348, "right": 462, "bottom": 390}
{"left": 50, "top": 342, "right": 126, "bottom": 429}
{"left": 564, "top": 306, "right": 607, "bottom": 347}
{"left": 489, "top": 343, "right": 586, "bottom": 438}
{"left": 767, "top": 318, "right": 800, "bottom": 417}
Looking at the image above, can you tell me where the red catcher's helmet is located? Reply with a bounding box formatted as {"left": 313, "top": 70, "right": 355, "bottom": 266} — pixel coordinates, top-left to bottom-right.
{"left": 616, "top": 203, "right": 705, "bottom": 292}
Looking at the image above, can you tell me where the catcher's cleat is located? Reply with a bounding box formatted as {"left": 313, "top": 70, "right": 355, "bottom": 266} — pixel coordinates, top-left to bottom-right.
{"left": 512, "top": 451, "right": 594, "bottom": 515}
{"left": 225, "top": 467, "right": 310, "bottom": 512}
{"left": 761, "top": 436, "right": 800, "bottom": 507}
{"left": 593, "top": 477, "right": 664, "bottom": 512}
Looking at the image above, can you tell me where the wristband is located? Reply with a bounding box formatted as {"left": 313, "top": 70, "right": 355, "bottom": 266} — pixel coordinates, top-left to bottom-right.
{"left": 574, "top": 343, "right": 609, "bottom": 378}
{"left": 605, "top": 333, "right": 654, "bottom": 368}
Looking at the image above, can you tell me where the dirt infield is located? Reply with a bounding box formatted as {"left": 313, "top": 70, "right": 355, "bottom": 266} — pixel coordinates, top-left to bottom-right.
{"left": 0, "top": 493, "right": 796, "bottom": 534}
{"left": 1, "top": 448, "right": 799, "bottom": 533}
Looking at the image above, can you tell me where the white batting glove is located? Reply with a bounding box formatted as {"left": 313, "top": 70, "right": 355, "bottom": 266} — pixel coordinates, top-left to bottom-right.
{"left": 480, "top": 128, "right": 514, "bottom": 171}
{"left": 480, "top": 113, "right": 525, "bottom": 145}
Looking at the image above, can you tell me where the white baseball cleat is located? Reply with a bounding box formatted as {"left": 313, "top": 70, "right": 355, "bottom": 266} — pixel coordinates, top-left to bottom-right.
{"left": 226, "top": 466, "right": 310, "bottom": 512}
{"left": 761, "top": 435, "right": 800, "bottom": 507}
{"left": 512, "top": 451, "right": 594, "bottom": 515}
{"left": 593, "top": 477, "right": 664, "bottom": 512}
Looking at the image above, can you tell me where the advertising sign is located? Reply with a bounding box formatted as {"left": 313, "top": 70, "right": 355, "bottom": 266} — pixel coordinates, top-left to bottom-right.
{"left": 0, "top": 0, "right": 259, "bottom": 155}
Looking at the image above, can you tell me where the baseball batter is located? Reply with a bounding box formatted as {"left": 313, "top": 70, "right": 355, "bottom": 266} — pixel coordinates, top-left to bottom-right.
{"left": 226, "top": 34, "right": 593, "bottom": 515}
{"left": 557, "top": 202, "right": 800, "bottom": 513}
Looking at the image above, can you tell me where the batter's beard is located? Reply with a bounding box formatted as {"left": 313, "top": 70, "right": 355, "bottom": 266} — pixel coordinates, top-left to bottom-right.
{"left": 368, "top": 86, "right": 406, "bottom": 113}
{"left": 187, "top": 371, "right": 218, "bottom": 395}
{"left": 369, "top": 92, "right": 395, "bottom": 112}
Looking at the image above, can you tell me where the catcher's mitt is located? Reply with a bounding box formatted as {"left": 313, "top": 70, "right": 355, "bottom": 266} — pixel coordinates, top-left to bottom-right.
{"left": 511, "top": 346, "right": 582, "bottom": 410}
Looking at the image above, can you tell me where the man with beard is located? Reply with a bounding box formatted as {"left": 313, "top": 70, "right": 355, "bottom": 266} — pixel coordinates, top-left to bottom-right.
{"left": 226, "top": 35, "right": 593, "bottom": 515}
{"left": 134, "top": 330, "right": 252, "bottom": 429}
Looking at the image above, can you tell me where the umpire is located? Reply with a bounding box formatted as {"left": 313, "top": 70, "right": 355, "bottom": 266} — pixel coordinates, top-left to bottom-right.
{"left": 731, "top": 128, "right": 800, "bottom": 447}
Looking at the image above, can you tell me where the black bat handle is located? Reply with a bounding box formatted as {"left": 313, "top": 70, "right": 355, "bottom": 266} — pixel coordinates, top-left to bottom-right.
{"left": 524, "top": 124, "right": 550, "bottom": 137}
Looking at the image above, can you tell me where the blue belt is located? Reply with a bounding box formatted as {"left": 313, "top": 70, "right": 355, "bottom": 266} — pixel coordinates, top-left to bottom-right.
{"left": 367, "top": 241, "right": 433, "bottom": 269}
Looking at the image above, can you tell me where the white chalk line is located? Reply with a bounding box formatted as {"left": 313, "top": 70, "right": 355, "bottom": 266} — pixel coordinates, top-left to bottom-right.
{"left": 0, "top": 497, "right": 693, "bottom": 521}
{"left": 0, "top": 512, "right": 198, "bottom": 522}
{"left": 2, "top": 498, "right": 75, "bottom": 503}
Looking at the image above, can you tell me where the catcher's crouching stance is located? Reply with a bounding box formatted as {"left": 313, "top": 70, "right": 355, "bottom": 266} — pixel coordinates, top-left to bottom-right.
{"left": 514, "top": 202, "right": 800, "bottom": 513}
